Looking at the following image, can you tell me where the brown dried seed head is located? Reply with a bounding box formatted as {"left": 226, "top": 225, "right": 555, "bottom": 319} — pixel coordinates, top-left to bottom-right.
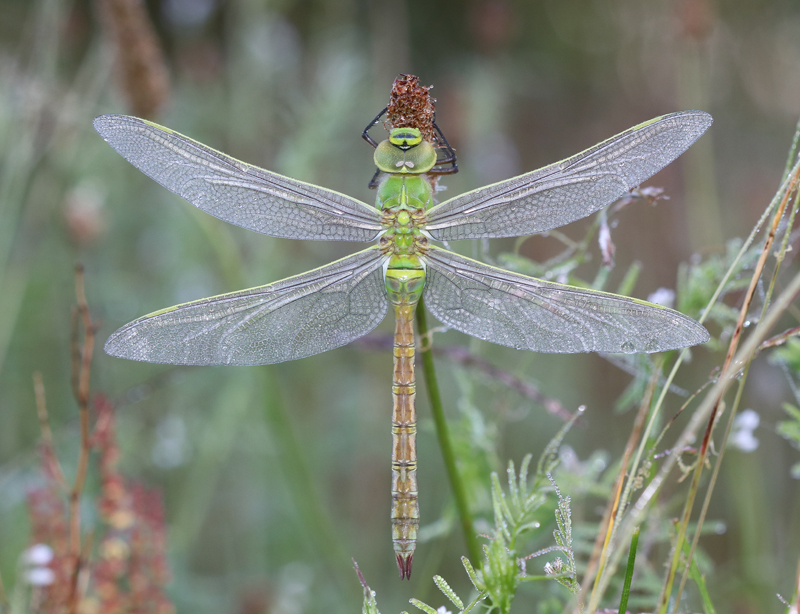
{"left": 386, "top": 74, "right": 436, "bottom": 144}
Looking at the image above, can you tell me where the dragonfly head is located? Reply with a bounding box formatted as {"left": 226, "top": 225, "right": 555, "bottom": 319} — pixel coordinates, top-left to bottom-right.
{"left": 375, "top": 128, "right": 437, "bottom": 175}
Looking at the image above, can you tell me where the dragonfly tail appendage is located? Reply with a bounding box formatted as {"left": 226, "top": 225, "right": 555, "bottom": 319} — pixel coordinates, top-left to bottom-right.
{"left": 390, "top": 303, "right": 419, "bottom": 579}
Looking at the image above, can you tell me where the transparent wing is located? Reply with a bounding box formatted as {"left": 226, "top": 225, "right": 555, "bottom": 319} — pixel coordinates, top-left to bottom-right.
{"left": 422, "top": 247, "right": 708, "bottom": 353}
{"left": 425, "top": 111, "right": 712, "bottom": 241}
{"left": 105, "top": 247, "right": 389, "bottom": 365}
{"left": 93, "top": 115, "right": 384, "bottom": 241}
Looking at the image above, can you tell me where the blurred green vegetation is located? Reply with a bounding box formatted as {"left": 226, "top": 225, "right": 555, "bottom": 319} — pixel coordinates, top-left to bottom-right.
{"left": 2, "top": 0, "right": 800, "bottom": 613}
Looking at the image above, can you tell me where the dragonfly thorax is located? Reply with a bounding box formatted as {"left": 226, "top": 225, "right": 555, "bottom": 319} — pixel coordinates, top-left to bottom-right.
{"left": 377, "top": 174, "right": 432, "bottom": 259}
{"left": 377, "top": 175, "right": 434, "bottom": 213}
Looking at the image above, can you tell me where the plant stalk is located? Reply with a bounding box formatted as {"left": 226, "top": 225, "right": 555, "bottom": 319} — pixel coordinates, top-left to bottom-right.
{"left": 618, "top": 527, "right": 640, "bottom": 614}
{"left": 416, "top": 299, "right": 481, "bottom": 566}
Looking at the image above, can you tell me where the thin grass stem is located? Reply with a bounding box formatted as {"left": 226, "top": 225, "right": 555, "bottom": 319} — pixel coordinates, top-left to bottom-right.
{"left": 673, "top": 154, "right": 800, "bottom": 610}
{"left": 781, "top": 117, "right": 800, "bottom": 183}
{"left": 416, "top": 299, "right": 481, "bottom": 567}
{"left": 581, "top": 157, "right": 800, "bottom": 612}
{"left": 67, "top": 265, "right": 95, "bottom": 614}
{"left": 623, "top": 155, "right": 800, "bottom": 529}
{"left": 590, "top": 267, "right": 800, "bottom": 609}
{"left": 661, "top": 161, "right": 800, "bottom": 614}
{"left": 617, "top": 527, "right": 640, "bottom": 614}
{"left": 32, "top": 372, "right": 67, "bottom": 491}
{"left": 585, "top": 358, "right": 661, "bottom": 602}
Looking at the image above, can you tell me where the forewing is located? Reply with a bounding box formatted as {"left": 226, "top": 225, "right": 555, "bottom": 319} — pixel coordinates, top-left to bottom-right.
{"left": 422, "top": 247, "right": 708, "bottom": 353}
{"left": 93, "top": 115, "right": 383, "bottom": 241}
{"left": 105, "top": 247, "right": 389, "bottom": 365}
{"left": 425, "top": 111, "right": 712, "bottom": 240}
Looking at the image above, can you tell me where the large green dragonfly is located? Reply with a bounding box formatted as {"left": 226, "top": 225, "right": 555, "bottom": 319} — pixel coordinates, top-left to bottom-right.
{"left": 94, "top": 109, "right": 711, "bottom": 579}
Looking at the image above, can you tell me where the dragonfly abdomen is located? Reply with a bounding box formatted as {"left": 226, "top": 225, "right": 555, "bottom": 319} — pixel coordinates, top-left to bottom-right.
{"left": 386, "top": 264, "right": 424, "bottom": 579}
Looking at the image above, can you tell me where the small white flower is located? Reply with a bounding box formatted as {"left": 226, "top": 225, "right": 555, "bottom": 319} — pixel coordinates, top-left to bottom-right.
{"left": 730, "top": 409, "right": 760, "bottom": 452}
{"left": 23, "top": 544, "right": 54, "bottom": 566}
{"left": 647, "top": 288, "right": 675, "bottom": 308}
{"left": 436, "top": 607, "right": 452, "bottom": 614}
{"left": 25, "top": 567, "right": 55, "bottom": 586}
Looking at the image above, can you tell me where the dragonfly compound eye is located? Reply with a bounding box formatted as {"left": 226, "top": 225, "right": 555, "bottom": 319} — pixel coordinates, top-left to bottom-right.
{"left": 389, "top": 127, "right": 422, "bottom": 150}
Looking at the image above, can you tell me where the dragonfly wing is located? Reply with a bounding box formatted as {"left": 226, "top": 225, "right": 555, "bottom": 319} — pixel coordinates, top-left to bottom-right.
{"left": 422, "top": 247, "right": 708, "bottom": 353}
{"left": 425, "top": 111, "right": 712, "bottom": 241}
{"left": 105, "top": 247, "right": 389, "bottom": 365}
{"left": 93, "top": 115, "right": 384, "bottom": 241}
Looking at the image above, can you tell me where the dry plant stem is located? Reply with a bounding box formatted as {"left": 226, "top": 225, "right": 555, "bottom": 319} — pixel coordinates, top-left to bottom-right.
{"left": 673, "top": 161, "right": 800, "bottom": 610}
{"left": 673, "top": 366, "right": 747, "bottom": 610}
{"left": 354, "top": 333, "right": 572, "bottom": 421}
{"left": 584, "top": 358, "right": 661, "bottom": 600}
{"left": 660, "top": 162, "right": 800, "bottom": 614}
{"left": 68, "top": 265, "right": 95, "bottom": 614}
{"left": 581, "top": 157, "right": 800, "bottom": 613}
{"left": 33, "top": 371, "right": 67, "bottom": 489}
{"left": 587, "top": 268, "right": 800, "bottom": 612}
{"left": 624, "top": 156, "right": 800, "bottom": 504}
{"left": 579, "top": 376, "right": 711, "bottom": 607}
{"left": 433, "top": 344, "right": 573, "bottom": 421}
{"left": 77, "top": 531, "right": 95, "bottom": 605}
{"left": 759, "top": 326, "right": 800, "bottom": 351}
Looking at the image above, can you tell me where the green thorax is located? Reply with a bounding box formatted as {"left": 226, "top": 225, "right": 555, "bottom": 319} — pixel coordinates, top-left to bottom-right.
{"left": 374, "top": 128, "right": 436, "bottom": 305}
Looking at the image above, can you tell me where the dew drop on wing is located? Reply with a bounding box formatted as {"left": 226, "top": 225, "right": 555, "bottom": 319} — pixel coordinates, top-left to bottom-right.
{"left": 645, "top": 338, "right": 658, "bottom": 352}
{"left": 620, "top": 341, "right": 636, "bottom": 354}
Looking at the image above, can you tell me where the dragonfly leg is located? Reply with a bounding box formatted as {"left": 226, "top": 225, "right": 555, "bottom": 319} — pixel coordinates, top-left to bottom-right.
{"left": 362, "top": 106, "right": 388, "bottom": 149}
{"left": 429, "top": 115, "right": 459, "bottom": 176}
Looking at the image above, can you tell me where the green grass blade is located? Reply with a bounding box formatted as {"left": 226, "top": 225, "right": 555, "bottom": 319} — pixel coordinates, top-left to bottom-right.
{"left": 617, "top": 527, "right": 639, "bottom": 614}
{"left": 682, "top": 540, "right": 717, "bottom": 614}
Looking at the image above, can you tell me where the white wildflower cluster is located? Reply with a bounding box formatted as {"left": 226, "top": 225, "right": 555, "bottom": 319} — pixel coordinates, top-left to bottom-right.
{"left": 730, "top": 409, "right": 760, "bottom": 453}
{"left": 21, "top": 544, "right": 55, "bottom": 586}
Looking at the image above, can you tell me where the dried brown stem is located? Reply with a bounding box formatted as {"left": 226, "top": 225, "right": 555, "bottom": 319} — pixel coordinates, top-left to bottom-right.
{"left": 33, "top": 371, "right": 68, "bottom": 490}
{"left": 67, "top": 264, "right": 96, "bottom": 614}
{"left": 756, "top": 325, "right": 800, "bottom": 352}
{"left": 353, "top": 332, "right": 572, "bottom": 421}
{"left": 590, "top": 266, "right": 800, "bottom": 614}
{"left": 716, "top": 164, "right": 799, "bottom": 383}
{"left": 582, "top": 357, "right": 661, "bottom": 602}
{"left": 76, "top": 530, "right": 95, "bottom": 607}
{"left": 661, "top": 162, "right": 800, "bottom": 613}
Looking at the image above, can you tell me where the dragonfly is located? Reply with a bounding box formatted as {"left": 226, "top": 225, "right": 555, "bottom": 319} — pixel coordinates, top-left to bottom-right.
{"left": 94, "top": 108, "right": 712, "bottom": 579}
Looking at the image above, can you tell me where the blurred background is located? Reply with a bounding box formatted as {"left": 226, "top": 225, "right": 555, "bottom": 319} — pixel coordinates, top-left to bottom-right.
{"left": 1, "top": 0, "right": 800, "bottom": 612}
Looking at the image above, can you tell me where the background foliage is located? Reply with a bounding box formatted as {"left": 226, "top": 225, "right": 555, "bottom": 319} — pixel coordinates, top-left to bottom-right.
{"left": 1, "top": 0, "right": 800, "bottom": 612}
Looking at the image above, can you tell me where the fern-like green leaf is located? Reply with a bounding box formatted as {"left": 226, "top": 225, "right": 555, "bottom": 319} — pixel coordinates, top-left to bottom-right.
{"left": 434, "top": 575, "right": 464, "bottom": 610}
{"left": 409, "top": 598, "right": 439, "bottom": 614}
